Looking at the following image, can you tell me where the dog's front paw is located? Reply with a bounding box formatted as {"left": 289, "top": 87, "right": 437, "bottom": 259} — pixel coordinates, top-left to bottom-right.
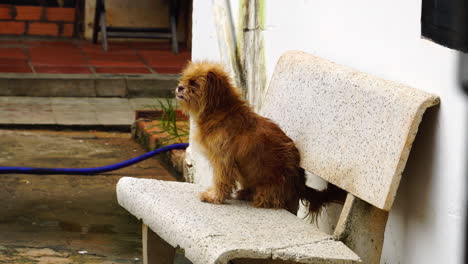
{"left": 199, "top": 189, "right": 224, "bottom": 204}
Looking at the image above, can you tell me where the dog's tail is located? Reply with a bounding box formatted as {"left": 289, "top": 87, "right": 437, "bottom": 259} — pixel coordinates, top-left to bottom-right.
{"left": 298, "top": 169, "right": 346, "bottom": 221}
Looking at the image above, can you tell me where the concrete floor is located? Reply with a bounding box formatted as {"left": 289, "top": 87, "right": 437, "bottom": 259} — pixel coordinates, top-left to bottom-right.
{"left": 0, "top": 129, "right": 187, "bottom": 263}
{"left": 0, "top": 97, "right": 172, "bottom": 126}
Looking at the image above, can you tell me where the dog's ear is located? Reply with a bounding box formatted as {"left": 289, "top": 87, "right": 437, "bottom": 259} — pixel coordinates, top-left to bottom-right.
{"left": 206, "top": 71, "right": 225, "bottom": 91}
{"left": 203, "top": 70, "right": 228, "bottom": 111}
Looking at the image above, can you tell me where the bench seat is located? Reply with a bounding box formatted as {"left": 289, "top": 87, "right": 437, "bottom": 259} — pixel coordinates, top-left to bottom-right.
{"left": 117, "top": 177, "right": 361, "bottom": 264}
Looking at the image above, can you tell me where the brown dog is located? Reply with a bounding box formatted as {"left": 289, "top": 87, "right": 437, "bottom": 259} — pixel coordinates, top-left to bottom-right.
{"left": 176, "top": 61, "right": 343, "bottom": 216}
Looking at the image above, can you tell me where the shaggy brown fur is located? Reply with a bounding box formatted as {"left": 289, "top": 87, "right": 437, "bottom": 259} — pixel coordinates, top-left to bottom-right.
{"left": 176, "top": 61, "right": 344, "bottom": 216}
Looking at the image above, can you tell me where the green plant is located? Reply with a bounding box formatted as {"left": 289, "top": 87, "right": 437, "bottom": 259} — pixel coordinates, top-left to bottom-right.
{"left": 146, "top": 98, "right": 189, "bottom": 147}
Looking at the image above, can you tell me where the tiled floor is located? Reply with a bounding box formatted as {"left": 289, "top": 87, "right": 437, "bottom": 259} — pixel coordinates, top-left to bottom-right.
{"left": 0, "top": 39, "right": 191, "bottom": 74}
{"left": 0, "top": 97, "right": 170, "bottom": 126}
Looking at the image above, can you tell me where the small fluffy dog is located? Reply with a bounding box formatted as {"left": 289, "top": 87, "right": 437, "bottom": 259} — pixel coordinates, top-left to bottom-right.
{"left": 176, "top": 61, "right": 343, "bottom": 216}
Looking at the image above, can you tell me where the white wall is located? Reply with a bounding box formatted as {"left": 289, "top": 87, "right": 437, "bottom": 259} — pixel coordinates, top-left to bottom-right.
{"left": 191, "top": 0, "right": 220, "bottom": 62}
{"left": 191, "top": 1, "right": 467, "bottom": 263}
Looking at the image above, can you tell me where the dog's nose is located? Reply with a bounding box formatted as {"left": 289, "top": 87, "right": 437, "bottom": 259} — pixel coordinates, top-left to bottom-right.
{"left": 177, "top": 86, "right": 184, "bottom": 92}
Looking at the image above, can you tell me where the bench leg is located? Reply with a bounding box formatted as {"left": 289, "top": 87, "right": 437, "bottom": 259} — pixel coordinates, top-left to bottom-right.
{"left": 142, "top": 223, "right": 176, "bottom": 264}
{"left": 333, "top": 194, "right": 389, "bottom": 264}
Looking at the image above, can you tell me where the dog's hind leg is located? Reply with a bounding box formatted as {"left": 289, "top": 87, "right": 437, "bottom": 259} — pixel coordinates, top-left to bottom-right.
{"left": 252, "top": 184, "right": 286, "bottom": 209}
{"left": 252, "top": 183, "right": 299, "bottom": 214}
{"left": 236, "top": 187, "right": 255, "bottom": 201}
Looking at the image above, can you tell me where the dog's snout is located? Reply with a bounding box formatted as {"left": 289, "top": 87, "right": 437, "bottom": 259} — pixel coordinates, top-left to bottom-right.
{"left": 177, "top": 86, "right": 184, "bottom": 92}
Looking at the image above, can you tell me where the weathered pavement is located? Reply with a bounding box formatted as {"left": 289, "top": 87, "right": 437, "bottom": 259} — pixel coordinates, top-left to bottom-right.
{"left": 0, "top": 97, "right": 165, "bottom": 127}
{"left": 0, "top": 129, "right": 180, "bottom": 263}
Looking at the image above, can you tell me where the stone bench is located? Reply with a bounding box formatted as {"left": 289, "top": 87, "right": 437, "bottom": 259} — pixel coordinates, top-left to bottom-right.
{"left": 117, "top": 51, "right": 440, "bottom": 264}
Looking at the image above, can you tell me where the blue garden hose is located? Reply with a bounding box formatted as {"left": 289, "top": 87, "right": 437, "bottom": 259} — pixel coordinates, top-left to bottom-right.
{"left": 0, "top": 143, "right": 189, "bottom": 175}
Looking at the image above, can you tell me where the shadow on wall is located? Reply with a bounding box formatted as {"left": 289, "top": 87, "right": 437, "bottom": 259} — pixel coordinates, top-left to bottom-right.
{"left": 392, "top": 103, "right": 440, "bottom": 257}
{"left": 392, "top": 52, "right": 468, "bottom": 263}
{"left": 459, "top": 52, "right": 468, "bottom": 264}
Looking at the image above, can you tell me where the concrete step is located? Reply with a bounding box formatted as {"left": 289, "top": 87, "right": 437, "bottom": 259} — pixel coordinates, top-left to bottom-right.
{"left": 0, "top": 97, "right": 174, "bottom": 128}
{"left": 0, "top": 73, "right": 179, "bottom": 98}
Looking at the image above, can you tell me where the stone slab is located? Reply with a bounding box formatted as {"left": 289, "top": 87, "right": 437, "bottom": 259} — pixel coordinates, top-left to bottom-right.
{"left": 260, "top": 51, "right": 440, "bottom": 210}
{"left": 0, "top": 97, "right": 159, "bottom": 127}
{"left": 117, "top": 177, "right": 361, "bottom": 264}
{"left": 54, "top": 111, "right": 98, "bottom": 125}
{"left": 0, "top": 73, "right": 178, "bottom": 98}
{"left": 126, "top": 76, "right": 178, "bottom": 98}
{"left": 95, "top": 79, "right": 127, "bottom": 97}
{"left": 6, "top": 78, "right": 96, "bottom": 97}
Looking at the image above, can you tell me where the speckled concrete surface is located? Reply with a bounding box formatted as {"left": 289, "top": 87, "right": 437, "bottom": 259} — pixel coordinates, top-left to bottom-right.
{"left": 260, "top": 51, "right": 439, "bottom": 210}
{"left": 117, "top": 178, "right": 361, "bottom": 264}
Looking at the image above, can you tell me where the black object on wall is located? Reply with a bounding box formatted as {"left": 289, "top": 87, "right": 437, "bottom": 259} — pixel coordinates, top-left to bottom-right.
{"left": 421, "top": 0, "right": 468, "bottom": 53}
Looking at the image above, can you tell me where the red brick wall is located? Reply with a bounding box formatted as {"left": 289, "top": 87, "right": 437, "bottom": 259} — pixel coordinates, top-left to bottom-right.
{"left": 0, "top": 5, "right": 75, "bottom": 37}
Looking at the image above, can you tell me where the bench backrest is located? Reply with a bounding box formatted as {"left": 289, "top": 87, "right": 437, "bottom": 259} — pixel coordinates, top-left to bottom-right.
{"left": 260, "top": 51, "right": 439, "bottom": 211}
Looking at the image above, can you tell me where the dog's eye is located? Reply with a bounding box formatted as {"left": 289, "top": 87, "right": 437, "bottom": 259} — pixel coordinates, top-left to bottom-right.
{"left": 189, "top": 79, "right": 198, "bottom": 88}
